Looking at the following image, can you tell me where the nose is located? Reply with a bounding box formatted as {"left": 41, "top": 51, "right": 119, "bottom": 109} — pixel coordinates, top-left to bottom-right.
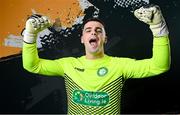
{"left": 91, "top": 30, "right": 97, "bottom": 35}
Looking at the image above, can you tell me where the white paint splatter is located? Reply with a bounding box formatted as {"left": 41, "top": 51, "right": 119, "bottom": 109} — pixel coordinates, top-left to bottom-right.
{"left": 4, "top": 33, "right": 42, "bottom": 48}
{"left": 78, "top": 0, "right": 93, "bottom": 10}
{"left": 143, "top": 0, "right": 149, "bottom": 4}
{"left": 4, "top": 34, "right": 23, "bottom": 48}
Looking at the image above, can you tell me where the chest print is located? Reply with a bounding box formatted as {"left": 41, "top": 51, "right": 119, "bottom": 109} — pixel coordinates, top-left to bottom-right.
{"left": 97, "top": 67, "right": 108, "bottom": 76}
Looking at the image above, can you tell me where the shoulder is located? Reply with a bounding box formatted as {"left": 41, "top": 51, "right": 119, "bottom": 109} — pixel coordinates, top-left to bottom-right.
{"left": 54, "top": 56, "right": 86, "bottom": 65}
{"left": 56, "top": 56, "right": 81, "bottom": 62}
{"left": 108, "top": 55, "right": 135, "bottom": 62}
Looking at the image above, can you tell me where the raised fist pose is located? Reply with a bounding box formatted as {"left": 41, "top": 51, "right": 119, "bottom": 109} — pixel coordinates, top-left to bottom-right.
{"left": 134, "top": 4, "right": 169, "bottom": 37}
{"left": 22, "top": 5, "right": 171, "bottom": 114}
{"left": 23, "top": 14, "right": 51, "bottom": 43}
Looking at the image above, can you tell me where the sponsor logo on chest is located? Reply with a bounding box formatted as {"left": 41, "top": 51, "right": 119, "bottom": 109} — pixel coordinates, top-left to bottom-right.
{"left": 72, "top": 90, "right": 109, "bottom": 106}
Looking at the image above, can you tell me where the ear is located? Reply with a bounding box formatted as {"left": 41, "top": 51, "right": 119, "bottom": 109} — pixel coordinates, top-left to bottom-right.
{"left": 104, "top": 36, "right": 107, "bottom": 44}
{"left": 81, "top": 36, "right": 84, "bottom": 44}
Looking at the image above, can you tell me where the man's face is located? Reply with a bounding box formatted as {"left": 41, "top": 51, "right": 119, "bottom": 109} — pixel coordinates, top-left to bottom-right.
{"left": 81, "top": 21, "right": 107, "bottom": 55}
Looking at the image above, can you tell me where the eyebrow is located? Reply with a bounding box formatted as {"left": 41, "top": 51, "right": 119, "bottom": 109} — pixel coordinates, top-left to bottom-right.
{"left": 84, "top": 27, "right": 103, "bottom": 31}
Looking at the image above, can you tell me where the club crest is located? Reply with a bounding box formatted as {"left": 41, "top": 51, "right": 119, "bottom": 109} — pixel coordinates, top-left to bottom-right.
{"left": 97, "top": 67, "right": 108, "bottom": 76}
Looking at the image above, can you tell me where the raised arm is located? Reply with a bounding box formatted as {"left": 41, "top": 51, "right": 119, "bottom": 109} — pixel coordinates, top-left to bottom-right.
{"left": 22, "top": 14, "right": 64, "bottom": 76}
{"left": 122, "top": 5, "right": 171, "bottom": 78}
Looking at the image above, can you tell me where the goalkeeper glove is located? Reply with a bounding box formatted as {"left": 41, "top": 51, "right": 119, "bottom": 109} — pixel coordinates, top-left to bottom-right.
{"left": 134, "top": 4, "right": 169, "bottom": 37}
{"left": 23, "top": 14, "right": 51, "bottom": 43}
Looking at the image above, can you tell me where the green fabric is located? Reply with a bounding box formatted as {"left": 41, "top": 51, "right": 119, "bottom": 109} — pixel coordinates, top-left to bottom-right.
{"left": 22, "top": 36, "right": 170, "bottom": 114}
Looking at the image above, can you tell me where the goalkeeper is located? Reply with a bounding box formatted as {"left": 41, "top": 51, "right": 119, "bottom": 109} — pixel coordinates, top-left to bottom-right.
{"left": 22, "top": 5, "right": 171, "bottom": 114}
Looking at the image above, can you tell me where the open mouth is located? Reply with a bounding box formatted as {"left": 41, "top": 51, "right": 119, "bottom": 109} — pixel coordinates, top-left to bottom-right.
{"left": 89, "top": 39, "right": 97, "bottom": 43}
{"left": 89, "top": 38, "right": 98, "bottom": 47}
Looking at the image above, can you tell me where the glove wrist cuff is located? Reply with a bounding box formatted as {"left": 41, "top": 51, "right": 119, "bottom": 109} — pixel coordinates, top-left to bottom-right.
{"left": 150, "top": 20, "right": 169, "bottom": 37}
{"left": 23, "top": 30, "right": 37, "bottom": 44}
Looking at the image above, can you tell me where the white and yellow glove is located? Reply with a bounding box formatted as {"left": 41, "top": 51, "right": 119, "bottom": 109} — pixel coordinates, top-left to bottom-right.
{"left": 134, "top": 4, "right": 169, "bottom": 37}
{"left": 23, "top": 14, "right": 51, "bottom": 43}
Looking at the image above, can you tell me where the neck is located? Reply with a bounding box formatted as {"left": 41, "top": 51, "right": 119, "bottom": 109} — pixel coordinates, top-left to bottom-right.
{"left": 85, "top": 52, "right": 105, "bottom": 60}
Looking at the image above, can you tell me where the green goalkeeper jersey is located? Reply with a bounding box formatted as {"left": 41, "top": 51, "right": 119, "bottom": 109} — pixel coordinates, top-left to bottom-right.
{"left": 23, "top": 36, "right": 170, "bottom": 114}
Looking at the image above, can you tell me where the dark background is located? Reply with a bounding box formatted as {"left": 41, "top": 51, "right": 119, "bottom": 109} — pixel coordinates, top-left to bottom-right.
{"left": 0, "top": 0, "right": 180, "bottom": 114}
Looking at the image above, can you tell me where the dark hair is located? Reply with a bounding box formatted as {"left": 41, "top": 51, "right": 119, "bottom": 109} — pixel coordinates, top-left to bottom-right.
{"left": 81, "top": 17, "right": 106, "bottom": 30}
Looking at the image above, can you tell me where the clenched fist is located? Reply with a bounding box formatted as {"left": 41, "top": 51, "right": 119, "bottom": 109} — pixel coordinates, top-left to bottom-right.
{"left": 134, "top": 4, "right": 169, "bottom": 37}
{"left": 24, "top": 14, "right": 51, "bottom": 43}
